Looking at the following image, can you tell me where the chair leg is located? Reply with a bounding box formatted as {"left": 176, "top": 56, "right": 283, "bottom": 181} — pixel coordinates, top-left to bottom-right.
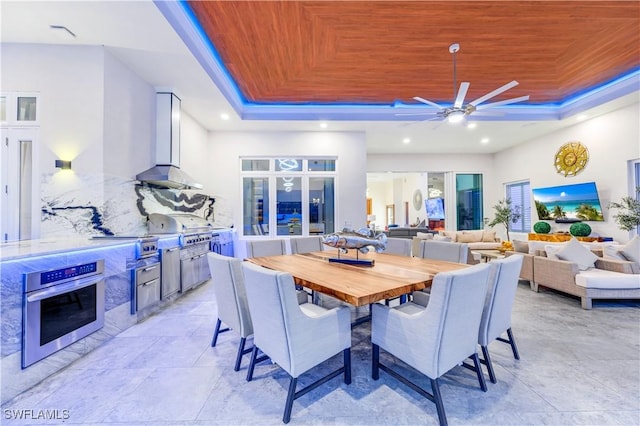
{"left": 283, "top": 376, "right": 297, "bottom": 424}
{"left": 480, "top": 345, "right": 497, "bottom": 384}
{"left": 246, "top": 346, "right": 259, "bottom": 382}
{"left": 430, "top": 378, "right": 448, "bottom": 426}
{"left": 344, "top": 348, "right": 352, "bottom": 384}
{"left": 211, "top": 318, "right": 222, "bottom": 347}
{"left": 234, "top": 337, "right": 247, "bottom": 371}
{"left": 211, "top": 318, "right": 230, "bottom": 347}
{"left": 471, "top": 353, "right": 487, "bottom": 392}
{"left": 507, "top": 328, "right": 520, "bottom": 360}
{"left": 372, "top": 343, "right": 380, "bottom": 380}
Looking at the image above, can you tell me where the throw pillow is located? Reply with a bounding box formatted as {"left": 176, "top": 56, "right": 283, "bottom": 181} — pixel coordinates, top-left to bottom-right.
{"left": 441, "top": 230, "right": 458, "bottom": 242}
{"left": 482, "top": 230, "right": 497, "bottom": 242}
{"left": 556, "top": 238, "right": 599, "bottom": 270}
{"left": 416, "top": 232, "right": 433, "bottom": 240}
{"left": 603, "top": 244, "right": 627, "bottom": 261}
{"left": 433, "top": 235, "right": 452, "bottom": 242}
{"left": 544, "top": 245, "right": 562, "bottom": 260}
{"left": 462, "top": 231, "right": 483, "bottom": 243}
{"left": 620, "top": 235, "right": 640, "bottom": 263}
{"left": 513, "top": 240, "right": 529, "bottom": 253}
{"left": 458, "top": 232, "right": 480, "bottom": 243}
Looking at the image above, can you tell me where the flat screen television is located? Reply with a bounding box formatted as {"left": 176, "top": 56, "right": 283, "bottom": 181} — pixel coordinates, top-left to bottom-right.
{"left": 531, "top": 181, "right": 604, "bottom": 221}
{"left": 425, "top": 197, "right": 445, "bottom": 220}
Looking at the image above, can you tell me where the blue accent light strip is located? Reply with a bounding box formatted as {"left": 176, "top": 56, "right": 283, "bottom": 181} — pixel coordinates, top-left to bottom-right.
{"left": 155, "top": 1, "right": 639, "bottom": 123}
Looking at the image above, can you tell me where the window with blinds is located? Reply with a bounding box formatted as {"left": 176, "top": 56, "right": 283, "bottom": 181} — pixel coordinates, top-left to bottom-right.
{"left": 507, "top": 181, "right": 531, "bottom": 233}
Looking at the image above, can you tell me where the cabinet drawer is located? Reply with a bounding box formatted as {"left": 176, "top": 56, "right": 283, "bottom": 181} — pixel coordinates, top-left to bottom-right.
{"left": 137, "top": 277, "right": 160, "bottom": 311}
{"left": 136, "top": 263, "right": 160, "bottom": 284}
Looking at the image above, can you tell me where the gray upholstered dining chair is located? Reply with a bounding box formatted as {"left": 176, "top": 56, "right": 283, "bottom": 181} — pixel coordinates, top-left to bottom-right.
{"left": 207, "top": 252, "right": 254, "bottom": 371}
{"left": 477, "top": 254, "right": 524, "bottom": 384}
{"left": 371, "top": 263, "right": 492, "bottom": 426}
{"left": 241, "top": 262, "right": 352, "bottom": 424}
{"left": 207, "top": 252, "right": 309, "bottom": 372}
{"left": 384, "top": 237, "right": 412, "bottom": 257}
{"left": 383, "top": 237, "right": 412, "bottom": 305}
{"left": 419, "top": 239, "right": 469, "bottom": 263}
{"left": 289, "top": 236, "right": 323, "bottom": 254}
{"left": 245, "top": 238, "right": 287, "bottom": 258}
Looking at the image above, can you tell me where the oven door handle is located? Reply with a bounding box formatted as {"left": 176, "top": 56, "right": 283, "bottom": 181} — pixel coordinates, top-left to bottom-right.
{"left": 26, "top": 274, "right": 104, "bottom": 303}
{"left": 142, "top": 265, "right": 159, "bottom": 272}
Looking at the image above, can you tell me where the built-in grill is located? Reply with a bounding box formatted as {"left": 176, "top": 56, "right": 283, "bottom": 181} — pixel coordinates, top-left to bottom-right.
{"left": 147, "top": 213, "right": 212, "bottom": 292}
{"left": 91, "top": 235, "right": 160, "bottom": 314}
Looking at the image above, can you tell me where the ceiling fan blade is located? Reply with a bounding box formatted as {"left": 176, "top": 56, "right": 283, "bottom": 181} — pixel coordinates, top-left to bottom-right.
{"left": 469, "top": 80, "right": 519, "bottom": 106}
{"left": 475, "top": 95, "right": 530, "bottom": 110}
{"left": 454, "top": 82, "right": 470, "bottom": 108}
{"left": 395, "top": 112, "right": 439, "bottom": 116}
{"left": 413, "top": 96, "right": 443, "bottom": 109}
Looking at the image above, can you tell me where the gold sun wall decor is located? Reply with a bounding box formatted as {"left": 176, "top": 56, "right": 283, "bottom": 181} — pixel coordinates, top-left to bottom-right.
{"left": 554, "top": 142, "right": 589, "bottom": 177}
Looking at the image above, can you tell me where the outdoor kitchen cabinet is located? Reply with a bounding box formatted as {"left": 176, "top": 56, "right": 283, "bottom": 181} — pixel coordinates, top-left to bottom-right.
{"left": 161, "top": 246, "right": 181, "bottom": 299}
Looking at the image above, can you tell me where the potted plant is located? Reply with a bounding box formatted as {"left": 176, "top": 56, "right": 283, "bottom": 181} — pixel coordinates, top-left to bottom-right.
{"left": 569, "top": 222, "right": 591, "bottom": 237}
{"left": 488, "top": 198, "right": 521, "bottom": 242}
{"left": 608, "top": 192, "right": 640, "bottom": 232}
{"left": 533, "top": 221, "right": 551, "bottom": 234}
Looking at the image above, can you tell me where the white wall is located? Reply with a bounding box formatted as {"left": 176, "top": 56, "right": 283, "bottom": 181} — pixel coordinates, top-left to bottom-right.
{"left": 180, "top": 110, "right": 211, "bottom": 192}
{"left": 493, "top": 102, "right": 640, "bottom": 243}
{"left": 1, "top": 43, "right": 106, "bottom": 178}
{"left": 206, "top": 131, "right": 367, "bottom": 250}
{"left": 103, "top": 50, "right": 156, "bottom": 179}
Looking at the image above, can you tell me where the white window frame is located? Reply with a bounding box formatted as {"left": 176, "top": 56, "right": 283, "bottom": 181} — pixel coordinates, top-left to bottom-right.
{"left": 505, "top": 180, "right": 531, "bottom": 233}
{"left": 240, "top": 157, "right": 337, "bottom": 237}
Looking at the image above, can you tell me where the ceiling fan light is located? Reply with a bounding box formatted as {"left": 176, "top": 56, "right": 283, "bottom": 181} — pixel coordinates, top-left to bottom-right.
{"left": 447, "top": 110, "right": 465, "bottom": 123}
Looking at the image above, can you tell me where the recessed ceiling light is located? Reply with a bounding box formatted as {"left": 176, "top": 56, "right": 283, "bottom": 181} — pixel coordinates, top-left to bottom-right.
{"left": 220, "top": 113, "right": 230, "bottom": 120}
{"left": 319, "top": 122, "right": 328, "bottom": 129}
{"left": 467, "top": 122, "right": 477, "bottom": 129}
{"left": 576, "top": 114, "right": 588, "bottom": 121}
{"left": 402, "top": 138, "right": 411, "bottom": 144}
{"left": 481, "top": 137, "right": 490, "bottom": 144}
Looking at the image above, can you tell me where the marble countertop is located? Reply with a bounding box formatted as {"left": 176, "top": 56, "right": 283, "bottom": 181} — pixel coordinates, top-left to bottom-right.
{"left": 0, "top": 238, "right": 139, "bottom": 262}
{"left": 0, "top": 233, "right": 198, "bottom": 262}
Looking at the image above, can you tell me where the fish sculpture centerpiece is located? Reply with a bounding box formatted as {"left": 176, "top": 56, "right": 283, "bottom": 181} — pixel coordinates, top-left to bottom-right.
{"left": 321, "top": 227, "right": 387, "bottom": 266}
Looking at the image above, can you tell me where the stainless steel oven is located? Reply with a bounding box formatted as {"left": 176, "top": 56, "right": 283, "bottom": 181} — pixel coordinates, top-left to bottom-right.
{"left": 22, "top": 260, "right": 105, "bottom": 368}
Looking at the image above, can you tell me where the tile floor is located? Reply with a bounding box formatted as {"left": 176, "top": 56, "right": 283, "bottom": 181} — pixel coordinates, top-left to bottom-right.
{"left": 2, "top": 280, "right": 639, "bottom": 425}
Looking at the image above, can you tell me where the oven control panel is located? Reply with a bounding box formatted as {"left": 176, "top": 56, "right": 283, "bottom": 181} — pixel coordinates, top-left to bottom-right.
{"left": 41, "top": 262, "right": 98, "bottom": 285}
{"left": 25, "top": 260, "right": 105, "bottom": 292}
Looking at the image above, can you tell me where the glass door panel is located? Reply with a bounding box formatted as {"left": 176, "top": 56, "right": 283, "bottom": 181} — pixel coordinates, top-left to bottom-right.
{"left": 243, "top": 177, "right": 269, "bottom": 236}
{"left": 455, "top": 173, "right": 483, "bottom": 230}
{"left": 276, "top": 176, "right": 302, "bottom": 235}
{"left": 309, "top": 177, "right": 335, "bottom": 234}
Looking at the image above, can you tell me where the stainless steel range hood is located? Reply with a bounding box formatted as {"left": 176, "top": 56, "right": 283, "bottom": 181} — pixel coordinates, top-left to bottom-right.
{"left": 136, "top": 92, "right": 203, "bottom": 190}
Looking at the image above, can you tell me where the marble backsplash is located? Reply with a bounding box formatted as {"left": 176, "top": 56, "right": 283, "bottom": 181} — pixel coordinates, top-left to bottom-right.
{"left": 40, "top": 172, "right": 233, "bottom": 237}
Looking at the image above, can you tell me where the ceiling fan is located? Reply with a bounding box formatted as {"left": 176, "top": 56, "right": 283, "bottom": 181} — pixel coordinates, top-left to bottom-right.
{"left": 398, "top": 43, "right": 530, "bottom": 123}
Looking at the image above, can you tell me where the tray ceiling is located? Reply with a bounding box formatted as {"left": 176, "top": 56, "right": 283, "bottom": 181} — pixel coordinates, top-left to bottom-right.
{"left": 187, "top": 0, "right": 640, "bottom": 106}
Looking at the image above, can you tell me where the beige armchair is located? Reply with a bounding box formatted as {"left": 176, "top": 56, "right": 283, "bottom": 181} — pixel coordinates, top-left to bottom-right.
{"left": 505, "top": 251, "right": 534, "bottom": 282}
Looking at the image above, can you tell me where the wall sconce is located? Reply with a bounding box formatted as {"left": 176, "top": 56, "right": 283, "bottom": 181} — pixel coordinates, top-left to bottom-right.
{"left": 55, "top": 160, "right": 72, "bottom": 170}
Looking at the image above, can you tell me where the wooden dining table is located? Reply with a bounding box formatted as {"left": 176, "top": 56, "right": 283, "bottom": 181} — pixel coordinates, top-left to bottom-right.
{"left": 247, "top": 250, "right": 469, "bottom": 307}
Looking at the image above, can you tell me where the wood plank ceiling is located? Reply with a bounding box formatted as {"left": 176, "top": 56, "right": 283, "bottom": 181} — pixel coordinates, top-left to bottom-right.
{"left": 187, "top": 1, "right": 640, "bottom": 106}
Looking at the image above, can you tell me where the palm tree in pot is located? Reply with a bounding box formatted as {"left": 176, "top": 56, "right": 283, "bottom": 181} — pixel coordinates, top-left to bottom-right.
{"left": 608, "top": 188, "right": 640, "bottom": 233}
{"left": 488, "top": 198, "right": 521, "bottom": 242}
